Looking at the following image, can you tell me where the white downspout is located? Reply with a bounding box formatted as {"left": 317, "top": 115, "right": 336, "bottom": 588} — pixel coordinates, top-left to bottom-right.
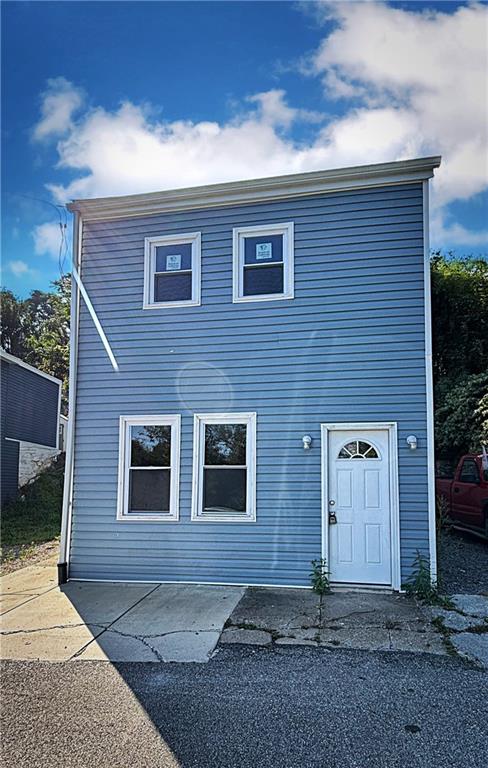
{"left": 58, "top": 211, "right": 82, "bottom": 584}
{"left": 423, "top": 180, "right": 437, "bottom": 585}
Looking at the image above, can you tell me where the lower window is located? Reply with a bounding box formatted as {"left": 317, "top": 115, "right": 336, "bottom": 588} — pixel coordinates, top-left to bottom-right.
{"left": 192, "top": 413, "right": 257, "bottom": 522}
{"left": 117, "top": 415, "right": 180, "bottom": 521}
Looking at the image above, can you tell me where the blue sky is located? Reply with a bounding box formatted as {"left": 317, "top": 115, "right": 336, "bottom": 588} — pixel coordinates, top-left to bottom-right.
{"left": 2, "top": 0, "right": 487, "bottom": 297}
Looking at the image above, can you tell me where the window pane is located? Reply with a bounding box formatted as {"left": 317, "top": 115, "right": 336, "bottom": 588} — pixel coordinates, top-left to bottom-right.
{"left": 459, "top": 460, "right": 479, "bottom": 483}
{"left": 154, "top": 272, "right": 192, "bottom": 303}
{"left": 129, "top": 468, "right": 170, "bottom": 512}
{"left": 203, "top": 468, "right": 246, "bottom": 513}
{"left": 155, "top": 243, "right": 192, "bottom": 272}
{"left": 131, "top": 425, "right": 171, "bottom": 467}
{"left": 338, "top": 440, "right": 379, "bottom": 459}
{"left": 243, "top": 264, "right": 283, "bottom": 296}
{"left": 244, "top": 234, "right": 284, "bottom": 265}
{"left": 205, "top": 423, "right": 247, "bottom": 465}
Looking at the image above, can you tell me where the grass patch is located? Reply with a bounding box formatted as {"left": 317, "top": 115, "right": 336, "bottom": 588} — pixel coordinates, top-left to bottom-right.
{"left": 1, "top": 456, "right": 64, "bottom": 551}
{"left": 431, "top": 616, "right": 459, "bottom": 657}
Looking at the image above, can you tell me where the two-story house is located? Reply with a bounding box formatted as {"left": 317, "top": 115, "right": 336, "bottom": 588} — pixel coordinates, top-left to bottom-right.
{"left": 59, "top": 156, "right": 441, "bottom": 590}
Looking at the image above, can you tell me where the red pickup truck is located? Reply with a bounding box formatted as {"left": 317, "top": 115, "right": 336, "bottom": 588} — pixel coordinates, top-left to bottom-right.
{"left": 436, "top": 454, "right": 488, "bottom": 539}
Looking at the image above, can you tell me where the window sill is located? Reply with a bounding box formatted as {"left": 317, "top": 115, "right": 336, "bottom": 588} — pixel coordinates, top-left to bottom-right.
{"left": 232, "top": 293, "right": 294, "bottom": 304}
{"left": 191, "top": 515, "right": 256, "bottom": 523}
{"left": 143, "top": 299, "right": 201, "bottom": 310}
{"left": 117, "top": 513, "right": 179, "bottom": 522}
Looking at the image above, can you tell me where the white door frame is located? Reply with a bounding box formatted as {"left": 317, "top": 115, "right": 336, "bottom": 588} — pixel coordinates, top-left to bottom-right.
{"left": 321, "top": 422, "right": 401, "bottom": 591}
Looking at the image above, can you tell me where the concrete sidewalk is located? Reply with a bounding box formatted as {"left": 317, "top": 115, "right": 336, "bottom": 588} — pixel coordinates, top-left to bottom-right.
{"left": 0, "top": 564, "right": 244, "bottom": 662}
{"left": 5, "top": 560, "right": 483, "bottom": 664}
{"left": 220, "top": 587, "right": 448, "bottom": 655}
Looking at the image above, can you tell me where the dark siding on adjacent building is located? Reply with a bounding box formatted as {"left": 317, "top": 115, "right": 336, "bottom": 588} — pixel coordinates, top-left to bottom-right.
{"left": 5, "top": 364, "right": 59, "bottom": 447}
{"left": 0, "top": 356, "right": 60, "bottom": 505}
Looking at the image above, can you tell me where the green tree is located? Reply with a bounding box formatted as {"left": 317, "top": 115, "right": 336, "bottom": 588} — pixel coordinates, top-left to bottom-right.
{"left": 431, "top": 253, "right": 488, "bottom": 378}
{"left": 431, "top": 253, "right": 488, "bottom": 463}
{"left": 0, "top": 276, "right": 70, "bottom": 409}
{"left": 0, "top": 288, "right": 30, "bottom": 358}
{"left": 434, "top": 372, "right": 488, "bottom": 463}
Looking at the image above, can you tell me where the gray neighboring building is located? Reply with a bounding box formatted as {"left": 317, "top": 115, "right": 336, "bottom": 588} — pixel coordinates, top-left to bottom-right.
{"left": 60, "top": 156, "right": 440, "bottom": 590}
{"left": 0, "top": 350, "right": 62, "bottom": 505}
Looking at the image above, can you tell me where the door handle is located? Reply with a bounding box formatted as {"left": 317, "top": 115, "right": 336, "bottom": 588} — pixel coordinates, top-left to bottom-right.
{"left": 329, "top": 500, "right": 335, "bottom": 506}
{"left": 454, "top": 487, "right": 460, "bottom": 494}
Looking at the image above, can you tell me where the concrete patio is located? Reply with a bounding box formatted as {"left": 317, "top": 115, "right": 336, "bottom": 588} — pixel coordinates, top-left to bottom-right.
{"left": 220, "top": 586, "right": 448, "bottom": 654}
{"left": 0, "top": 562, "right": 245, "bottom": 662}
{"left": 0, "top": 558, "right": 458, "bottom": 663}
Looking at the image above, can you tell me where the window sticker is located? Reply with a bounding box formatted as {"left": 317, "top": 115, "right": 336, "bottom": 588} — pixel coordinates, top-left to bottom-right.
{"left": 256, "top": 242, "right": 272, "bottom": 260}
{"left": 166, "top": 254, "right": 182, "bottom": 271}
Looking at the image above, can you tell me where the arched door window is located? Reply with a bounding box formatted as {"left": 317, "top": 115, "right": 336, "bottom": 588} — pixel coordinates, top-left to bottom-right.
{"left": 338, "top": 440, "right": 379, "bottom": 459}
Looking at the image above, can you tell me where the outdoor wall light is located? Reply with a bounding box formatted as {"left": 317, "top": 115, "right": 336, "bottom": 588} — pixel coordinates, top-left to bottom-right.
{"left": 406, "top": 435, "right": 418, "bottom": 451}
{"left": 302, "top": 435, "right": 313, "bottom": 450}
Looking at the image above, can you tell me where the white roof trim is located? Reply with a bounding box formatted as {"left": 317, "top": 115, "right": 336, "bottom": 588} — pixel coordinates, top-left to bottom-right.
{"left": 0, "top": 348, "right": 62, "bottom": 386}
{"left": 67, "top": 156, "right": 441, "bottom": 222}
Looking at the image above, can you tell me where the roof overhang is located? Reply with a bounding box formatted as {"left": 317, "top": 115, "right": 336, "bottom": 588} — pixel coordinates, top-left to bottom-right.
{"left": 67, "top": 155, "right": 441, "bottom": 222}
{"left": 0, "top": 348, "right": 62, "bottom": 386}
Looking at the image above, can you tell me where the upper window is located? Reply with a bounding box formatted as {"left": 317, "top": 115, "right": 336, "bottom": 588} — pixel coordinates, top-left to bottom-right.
{"left": 144, "top": 232, "right": 201, "bottom": 309}
{"left": 459, "top": 459, "right": 480, "bottom": 484}
{"left": 233, "top": 222, "right": 294, "bottom": 302}
{"left": 338, "top": 440, "right": 379, "bottom": 459}
{"left": 192, "top": 413, "right": 257, "bottom": 522}
{"left": 117, "top": 415, "right": 180, "bottom": 521}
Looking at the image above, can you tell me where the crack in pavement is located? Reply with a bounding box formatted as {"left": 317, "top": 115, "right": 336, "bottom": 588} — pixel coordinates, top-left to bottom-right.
{"left": 282, "top": 612, "right": 318, "bottom": 630}
{"left": 71, "top": 626, "right": 220, "bottom": 662}
{"left": 71, "top": 626, "right": 164, "bottom": 662}
{"left": 327, "top": 609, "right": 379, "bottom": 622}
{"left": 0, "top": 586, "right": 59, "bottom": 616}
{"left": 0, "top": 623, "right": 107, "bottom": 636}
{"left": 142, "top": 628, "right": 219, "bottom": 639}
{"left": 66, "top": 583, "right": 162, "bottom": 660}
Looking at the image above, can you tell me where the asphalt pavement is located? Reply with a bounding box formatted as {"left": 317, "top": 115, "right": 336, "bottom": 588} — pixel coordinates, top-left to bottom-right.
{"left": 1, "top": 646, "right": 487, "bottom": 768}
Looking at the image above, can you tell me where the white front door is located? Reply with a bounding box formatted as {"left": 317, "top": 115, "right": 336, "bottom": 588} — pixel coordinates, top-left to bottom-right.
{"left": 327, "top": 428, "right": 392, "bottom": 585}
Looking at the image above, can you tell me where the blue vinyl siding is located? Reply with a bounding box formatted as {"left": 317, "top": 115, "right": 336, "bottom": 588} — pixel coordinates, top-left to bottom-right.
{"left": 69, "top": 182, "right": 429, "bottom": 585}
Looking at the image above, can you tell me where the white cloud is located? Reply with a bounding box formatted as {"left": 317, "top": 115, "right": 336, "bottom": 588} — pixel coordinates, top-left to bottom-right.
{"left": 33, "top": 77, "right": 84, "bottom": 142}
{"left": 45, "top": 94, "right": 328, "bottom": 203}
{"left": 34, "top": 3, "right": 487, "bottom": 249}
{"left": 6, "top": 260, "right": 38, "bottom": 278}
{"left": 431, "top": 212, "right": 488, "bottom": 248}
{"left": 309, "top": 0, "right": 488, "bottom": 214}
{"left": 33, "top": 221, "right": 63, "bottom": 259}
{"left": 42, "top": 92, "right": 428, "bottom": 205}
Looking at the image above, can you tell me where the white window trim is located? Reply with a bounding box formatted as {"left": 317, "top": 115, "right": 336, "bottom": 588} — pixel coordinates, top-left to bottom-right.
{"left": 232, "top": 221, "right": 294, "bottom": 303}
{"left": 191, "top": 412, "right": 257, "bottom": 523}
{"left": 143, "top": 232, "right": 201, "bottom": 309}
{"left": 117, "top": 414, "right": 181, "bottom": 522}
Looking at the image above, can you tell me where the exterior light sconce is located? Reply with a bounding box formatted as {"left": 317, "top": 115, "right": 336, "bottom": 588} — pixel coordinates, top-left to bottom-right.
{"left": 302, "top": 435, "right": 313, "bottom": 451}
{"left": 406, "top": 435, "right": 418, "bottom": 451}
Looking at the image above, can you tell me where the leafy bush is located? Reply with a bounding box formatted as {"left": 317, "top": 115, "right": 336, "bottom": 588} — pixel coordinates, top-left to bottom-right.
{"left": 310, "top": 558, "right": 330, "bottom": 626}
{"left": 434, "top": 372, "right": 488, "bottom": 463}
{"left": 1, "top": 455, "right": 64, "bottom": 549}
{"left": 431, "top": 254, "right": 488, "bottom": 380}
{"left": 404, "top": 551, "right": 439, "bottom": 604}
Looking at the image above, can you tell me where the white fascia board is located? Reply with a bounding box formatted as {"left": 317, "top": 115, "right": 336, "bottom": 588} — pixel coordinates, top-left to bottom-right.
{"left": 67, "top": 156, "right": 442, "bottom": 222}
